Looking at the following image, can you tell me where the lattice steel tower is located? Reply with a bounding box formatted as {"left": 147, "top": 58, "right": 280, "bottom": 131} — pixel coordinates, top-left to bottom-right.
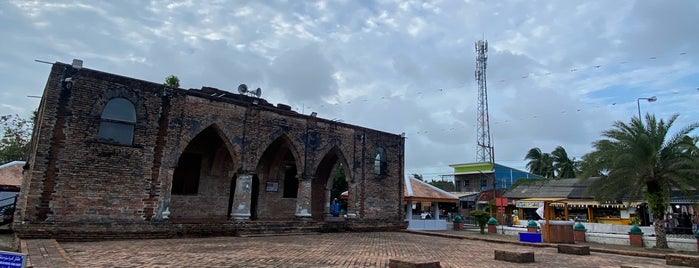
{"left": 475, "top": 40, "right": 494, "bottom": 163}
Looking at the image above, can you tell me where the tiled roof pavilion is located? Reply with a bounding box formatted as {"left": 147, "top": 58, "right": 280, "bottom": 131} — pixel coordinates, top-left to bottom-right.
{"left": 0, "top": 161, "right": 24, "bottom": 190}
{"left": 404, "top": 177, "right": 458, "bottom": 203}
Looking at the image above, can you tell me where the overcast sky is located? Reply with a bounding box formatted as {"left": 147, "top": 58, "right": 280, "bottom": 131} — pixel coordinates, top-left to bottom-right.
{"left": 2, "top": 1, "right": 698, "bottom": 179}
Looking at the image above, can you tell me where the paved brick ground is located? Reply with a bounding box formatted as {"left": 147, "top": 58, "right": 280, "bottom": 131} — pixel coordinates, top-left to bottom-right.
{"left": 43, "top": 232, "right": 681, "bottom": 268}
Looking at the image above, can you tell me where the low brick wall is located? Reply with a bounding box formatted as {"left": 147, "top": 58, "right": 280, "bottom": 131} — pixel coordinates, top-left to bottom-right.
{"left": 666, "top": 254, "right": 699, "bottom": 267}
{"left": 13, "top": 219, "right": 408, "bottom": 241}
{"left": 388, "top": 258, "right": 441, "bottom": 268}
{"left": 557, "top": 244, "right": 590, "bottom": 255}
{"left": 494, "top": 250, "right": 535, "bottom": 263}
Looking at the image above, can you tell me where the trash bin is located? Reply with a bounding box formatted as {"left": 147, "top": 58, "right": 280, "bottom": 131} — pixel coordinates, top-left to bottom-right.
{"left": 538, "top": 220, "right": 575, "bottom": 244}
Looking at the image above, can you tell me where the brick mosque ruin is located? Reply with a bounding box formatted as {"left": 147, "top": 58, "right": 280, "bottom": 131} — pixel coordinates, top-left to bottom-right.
{"left": 14, "top": 60, "right": 406, "bottom": 240}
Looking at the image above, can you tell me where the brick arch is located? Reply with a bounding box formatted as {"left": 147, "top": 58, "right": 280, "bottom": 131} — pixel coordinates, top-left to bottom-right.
{"left": 168, "top": 124, "right": 237, "bottom": 223}
{"left": 253, "top": 134, "right": 302, "bottom": 220}
{"left": 173, "top": 123, "right": 238, "bottom": 171}
{"left": 90, "top": 86, "right": 147, "bottom": 122}
{"left": 89, "top": 86, "right": 149, "bottom": 145}
{"left": 311, "top": 146, "right": 351, "bottom": 220}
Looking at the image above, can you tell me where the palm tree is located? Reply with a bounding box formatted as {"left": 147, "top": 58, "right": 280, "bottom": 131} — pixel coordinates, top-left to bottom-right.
{"left": 551, "top": 146, "right": 579, "bottom": 178}
{"left": 525, "top": 147, "right": 555, "bottom": 178}
{"left": 580, "top": 113, "right": 699, "bottom": 249}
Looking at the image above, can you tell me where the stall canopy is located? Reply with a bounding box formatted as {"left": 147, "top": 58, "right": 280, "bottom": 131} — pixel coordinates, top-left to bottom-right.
{"left": 404, "top": 177, "right": 459, "bottom": 203}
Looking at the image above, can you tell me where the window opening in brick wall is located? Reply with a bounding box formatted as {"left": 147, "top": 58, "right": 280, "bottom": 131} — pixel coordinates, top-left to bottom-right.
{"left": 98, "top": 97, "right": 136, "bottom": 145}
{"left": 172, "top": 153, "right": 202, "bottom": 195}
{"left": 373, "top": 147, "right": 387, "bottom": 176}
{"left": 282, "top": 164, "right": 298, "bottom": 198}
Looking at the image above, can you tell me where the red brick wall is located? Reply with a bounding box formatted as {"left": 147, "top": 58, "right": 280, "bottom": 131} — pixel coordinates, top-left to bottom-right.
{"left": 16, "top": 62, "right": 405, "bottom": 237}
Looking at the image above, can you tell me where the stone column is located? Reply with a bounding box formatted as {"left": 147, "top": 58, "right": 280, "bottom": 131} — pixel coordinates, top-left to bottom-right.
{"left": 230, "top": 173, "right": 253, "bottom": 220}
{"left": 295, "top": 176, "right": 312, "bottom": 219}
{"left": 406, "top": 201, "right": 413, "bottom": 220}
{"left": 434, "top": 202, "right": 440, "bottom": 220}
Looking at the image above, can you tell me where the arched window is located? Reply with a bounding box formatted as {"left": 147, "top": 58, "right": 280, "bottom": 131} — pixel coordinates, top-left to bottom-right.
{"left": 374, "top": 147, "right": 387, "bottom": 176}
{"left": 98, "top": 98, "right": 136, "bottom": 145}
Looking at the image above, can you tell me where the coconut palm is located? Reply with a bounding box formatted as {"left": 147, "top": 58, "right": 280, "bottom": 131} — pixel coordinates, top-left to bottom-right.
{"left": 551, "top": 146, "right": 579, "bottom": 178}
{"left": 525, "top": 147, "right": 555, "bottom": 178}
{"left": 580, "top": 113, "right": 699, "bottom": 249}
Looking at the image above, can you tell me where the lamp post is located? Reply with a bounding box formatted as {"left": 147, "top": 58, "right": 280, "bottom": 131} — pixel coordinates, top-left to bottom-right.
{"left": 636, "top": 96, "right": 657, "bottom": 119}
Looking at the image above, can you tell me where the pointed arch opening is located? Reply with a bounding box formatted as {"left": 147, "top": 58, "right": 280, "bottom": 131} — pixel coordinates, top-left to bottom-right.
{"left": 312, "top": 146, "right": 350, "bottom": 221}
{"left": 255, "top": 135, "right": 301, "bottom": 220}
{"left": 170, "top": 125, "right": 235, "bottom": 222}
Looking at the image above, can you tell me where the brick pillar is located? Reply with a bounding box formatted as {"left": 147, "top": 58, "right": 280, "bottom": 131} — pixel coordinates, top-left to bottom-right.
{"left": 295, "top": 177, "right": 312, "bottom": 219}
{"left": 230, "top": 173, "right": 253, "bottom": 220}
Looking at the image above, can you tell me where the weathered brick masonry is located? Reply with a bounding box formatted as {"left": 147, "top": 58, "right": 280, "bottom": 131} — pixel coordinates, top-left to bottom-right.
{"left": 14, "top": 62, "right": 406, "bottom": 240}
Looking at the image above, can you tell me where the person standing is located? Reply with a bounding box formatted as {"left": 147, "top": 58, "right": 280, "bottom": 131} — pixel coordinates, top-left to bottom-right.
{"left": 332, "top": 198, "right": 340, "bottom": 217}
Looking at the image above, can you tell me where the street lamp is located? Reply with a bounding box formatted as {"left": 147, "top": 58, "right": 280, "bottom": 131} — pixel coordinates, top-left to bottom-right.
{"left": 636, "top": 96, "right": 657, "bottom": 119}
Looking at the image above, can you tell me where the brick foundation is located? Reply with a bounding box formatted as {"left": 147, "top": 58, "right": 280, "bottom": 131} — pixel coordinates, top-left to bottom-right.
{"left": 494, "top": 250, "right": 535, "bottom": 263}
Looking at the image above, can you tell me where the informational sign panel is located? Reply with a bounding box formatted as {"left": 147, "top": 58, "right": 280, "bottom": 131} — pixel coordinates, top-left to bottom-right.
{"left": 0, "top": 250, "right": 26, "bottom": 268}
{"left": 495, "top": 197, "right": 508, "bottom": 207}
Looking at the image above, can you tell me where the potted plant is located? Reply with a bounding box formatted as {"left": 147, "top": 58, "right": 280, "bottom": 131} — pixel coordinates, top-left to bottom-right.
{"left": 526, "top": 220, "right": 538, "bottom": 233}
{"left": 573, "top": 222, "right": 586, "bottom": 242}
{"left": 470, "top": 210, "right": 490, "bottom": 234}
{"left": 453, "top": 215, "right": 464, "bottom": 230}
{"left": 628, "top": 225, "right": 644, "bottom": 247}
{"left": 487, "top": 217, "right": 499, "bottom": 233}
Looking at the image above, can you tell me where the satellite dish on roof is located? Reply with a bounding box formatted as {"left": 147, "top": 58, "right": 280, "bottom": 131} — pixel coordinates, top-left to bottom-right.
{"left": 254, "top": 88, "right": 262, "bottom": 98}
{"left": 238, "top": 84, "right": 248, "bottom": 94}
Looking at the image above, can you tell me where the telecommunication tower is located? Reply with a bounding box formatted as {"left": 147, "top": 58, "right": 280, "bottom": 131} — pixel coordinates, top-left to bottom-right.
{"left": 475, "top": 40, "right": 494, "bottom": 163}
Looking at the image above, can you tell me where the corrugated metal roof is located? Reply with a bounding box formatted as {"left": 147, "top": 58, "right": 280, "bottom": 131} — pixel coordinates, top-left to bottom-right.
{"left": 503, "top": 178, "right": 595, "bottom": 199}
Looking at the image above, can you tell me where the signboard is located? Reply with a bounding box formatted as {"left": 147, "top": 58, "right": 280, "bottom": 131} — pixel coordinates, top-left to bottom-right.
{"left": 265, "top": 182, "right": 279, "bottom": 192}
{"left": 495, "top": 197, "right": 508, "bottom": 207}
{"left": 498, "top": 207, "right": 505, "bottom": 213}
{"left": 0, "top": 250, "right": 26, "bottom": 268}
{"left": 516, "top": 201, "right": 544, "bottom": 208}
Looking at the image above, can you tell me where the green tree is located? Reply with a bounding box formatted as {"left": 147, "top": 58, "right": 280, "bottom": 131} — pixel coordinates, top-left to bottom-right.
{"left": 551, "top": 146, "right": 579, "bottom": 178}
{"left": 580, "top": 113, "right": 699, "bottom": 249}
{"left": 412, "top": 173, "right": 423, "bottom": 181}
{"left": 164, "top": 75, "right": 180, "bottom": 88}
{"left": 525, "top": 146, "right": 579, "bottom": 178}
{"left": 470, "top": 210, "right": 490, "bottom": 234}
{"left": 428, "top": 180, "right": 455, "bottom": 192}
{"left": 330, "top": 164, "right": 348, "bottom": 200}
{"left": 524, "top": 147, "right": 555, "bottom": 178}
{"left": 0, "top": 114, "right": 33, "bottom": 164}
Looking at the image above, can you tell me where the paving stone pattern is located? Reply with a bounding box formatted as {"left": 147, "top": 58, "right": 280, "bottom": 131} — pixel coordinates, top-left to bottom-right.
{"left": 54, "top": 232, "right": 679, "bottom": 268}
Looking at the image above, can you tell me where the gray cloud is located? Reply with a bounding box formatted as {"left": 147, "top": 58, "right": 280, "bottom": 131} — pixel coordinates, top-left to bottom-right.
{"left": 2, "top": 0, "right": 698, "bottom": 177}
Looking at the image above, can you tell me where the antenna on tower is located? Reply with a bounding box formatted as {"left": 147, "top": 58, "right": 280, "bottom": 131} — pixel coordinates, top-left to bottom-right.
{"left": 475, "top": 39, "right": 494, "bottom": 164}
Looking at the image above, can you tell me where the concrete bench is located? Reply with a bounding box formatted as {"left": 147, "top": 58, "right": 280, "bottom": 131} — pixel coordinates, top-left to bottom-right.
{"left": 557, "top": 244, "right": 590, "bottom": 255}
{"left": 494, "top": 250, "right": 535, "bottom": 263}
{"left": 388, "top": 258, "right": 441, "bottom": 268}
{"left": 666, "top": 254, "right": 699, "bottom": 267}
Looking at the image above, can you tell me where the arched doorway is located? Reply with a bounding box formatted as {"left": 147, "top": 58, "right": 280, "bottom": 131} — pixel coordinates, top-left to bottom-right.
{"left": 170, "top": 125, "right": 234, "bottom": 222}
{"left": 255, "top": 136, "right": 300, "bottom": 220}
{"left": 312, "top": 146, "right": 349, "bottom": 221}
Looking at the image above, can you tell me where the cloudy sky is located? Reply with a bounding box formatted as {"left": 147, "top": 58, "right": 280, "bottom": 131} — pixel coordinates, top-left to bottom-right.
{"left": 2, "top": 1, "right": 698, "bottom": 179}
